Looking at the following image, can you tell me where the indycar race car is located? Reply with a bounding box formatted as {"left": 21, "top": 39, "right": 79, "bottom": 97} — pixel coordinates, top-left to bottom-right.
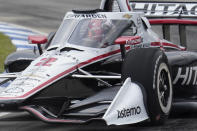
{"left": 5, "top": 0, "right": 197, "bottom": 73}
{"left": 0, "top": 5, "right": 197, "bottom": 126}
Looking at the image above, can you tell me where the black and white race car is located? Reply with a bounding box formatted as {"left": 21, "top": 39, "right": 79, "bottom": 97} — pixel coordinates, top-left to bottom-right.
{"left": 0, "top": 2, "right": 197, "bottom": 125}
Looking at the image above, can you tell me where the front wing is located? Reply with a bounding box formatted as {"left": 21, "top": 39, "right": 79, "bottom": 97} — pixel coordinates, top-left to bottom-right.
{"left": 14, "top": 78, "right": 149, "bottom": 125}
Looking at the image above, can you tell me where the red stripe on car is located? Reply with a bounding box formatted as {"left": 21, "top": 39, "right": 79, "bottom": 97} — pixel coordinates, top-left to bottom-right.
{"left": 0, "top": 47, "right": 130, "bottom": 100}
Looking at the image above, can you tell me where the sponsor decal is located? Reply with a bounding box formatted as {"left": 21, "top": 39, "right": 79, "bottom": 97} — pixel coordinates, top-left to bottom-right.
{"left": 26, "top": 68, "right": 46, "bottom": 73}
{"left": 66, "top": 14, "right": 107, "bottom": 19}
{"left": 17, "top": 77, "right": 41, "bottom": 83}
{"left": 173, "top": 67, "right": 197, "bottom": 85}
{"left": 123, "top": 14, "right": 132, "bottom": 19}
{"left": 137, "top": 17, "right": 142, "bottom": 27}
{"left": 130, "top": 2, "right": 197, "bottom": 16}
{"left": 117, "top": 106, "right": 141, "bottom": 119}
{"left": 126, "top": 37, "right": 142, "bottom": 45}
{"left": 131, "top": 42, "right": 150, "bottom": 49}
{"left": 11, "top": 82, "right": 35, "bottom": 88}
{"left": 23, "top": 74, "right": 45, "bottom": 79}
{"left": 4, "top": 87, "right": 24, "bottom": 93}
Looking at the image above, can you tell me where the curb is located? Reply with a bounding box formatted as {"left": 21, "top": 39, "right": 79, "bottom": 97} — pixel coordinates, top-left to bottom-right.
{"left": 0, "top": 22, "right": 47, "bottom": 50}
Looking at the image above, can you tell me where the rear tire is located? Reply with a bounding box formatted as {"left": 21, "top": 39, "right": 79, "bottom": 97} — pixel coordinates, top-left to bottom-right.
{"left": 122, "top": 48, "right": 173, "bottom": 125}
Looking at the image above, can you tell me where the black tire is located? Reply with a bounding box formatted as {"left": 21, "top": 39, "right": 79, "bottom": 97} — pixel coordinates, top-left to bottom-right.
{"left": 122, "top": 48, "right": 173, "bottom": 125}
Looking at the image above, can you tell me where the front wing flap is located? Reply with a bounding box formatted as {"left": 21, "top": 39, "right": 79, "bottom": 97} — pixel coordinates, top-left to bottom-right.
{"left": 20, "top": 78, "right": 149, "bottom": 125}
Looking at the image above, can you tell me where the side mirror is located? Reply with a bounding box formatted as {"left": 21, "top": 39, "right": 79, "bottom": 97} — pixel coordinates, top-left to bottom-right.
{"left": 114, "top": 36, "right": 142, "bottom": 45}
{"left": 28, "top": 35, "right": 48, "bottom": 55}
{"left": 114, "top": 36, "right": 142, "bottom": 60}
{"left": 28, "top": 35, "right": 47, "bottom": 44}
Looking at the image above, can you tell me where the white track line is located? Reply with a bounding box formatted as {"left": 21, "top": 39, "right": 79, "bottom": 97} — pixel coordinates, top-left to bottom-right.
{"left": 0, "top": 112, "right": 10, "bottom": 117}
{"left": 0, "top": 22, "right": 47, "bottom": 35}
{"left": 0, "top": 29, "right": 36, "bottom": 35}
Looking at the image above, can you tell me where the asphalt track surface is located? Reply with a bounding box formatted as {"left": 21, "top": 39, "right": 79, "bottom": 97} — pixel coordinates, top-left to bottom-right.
{"left": 0, "top": 0, "right": 197, "bottom": 131}
{"left": 1, "top": 104, "right": 197, "bottom": 131}
{"left": 0, "top": 0, "right": 101, "bottom": 33}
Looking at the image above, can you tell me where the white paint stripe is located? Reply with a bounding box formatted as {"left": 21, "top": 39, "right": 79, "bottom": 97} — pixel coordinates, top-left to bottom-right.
{"left": 0, "top": 22, "right": 47, "bottom": 35}
{"left": 0, "top": 26, "right": 33, "bottom": 33}
{"left": 0, "top": 23, "right": 8, "bottom": 26}
{"left": 0, "top": 29, "right": 35, "bottom": 35}
{"left": 0, "top": 25, "right": 14, "bottom": 28}
{"left": 14, "top": 44, "right": 34, "bottom": 48}
{"left": 11, "top": 40, "right": 29, "bottom": 45}
{"left": 0, "top": 112, "right": 10, "bottom": 117}
{"left": 0, "top": 24, "right": 31, "bottom": 30}
{"left": 16, "top": 47, "right": 33, "bottom": 51}
{"left": 12, "top": 39, "right": 36, "bottom": 51}
{"left": 4, "top": 32, "right": 28, "bottom": 37}
{"left": 4, "top": 34, "right": 27, "bottom": 39}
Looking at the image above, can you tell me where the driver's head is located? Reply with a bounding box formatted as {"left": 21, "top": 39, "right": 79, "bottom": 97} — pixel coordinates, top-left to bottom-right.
{"left": 88, "top": 19, "right": 112, "bottom": 41}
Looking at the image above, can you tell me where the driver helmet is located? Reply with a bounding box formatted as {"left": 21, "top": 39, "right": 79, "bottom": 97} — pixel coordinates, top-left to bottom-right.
{"left": 88, "top": 19, "right": 112, "bottom": 41}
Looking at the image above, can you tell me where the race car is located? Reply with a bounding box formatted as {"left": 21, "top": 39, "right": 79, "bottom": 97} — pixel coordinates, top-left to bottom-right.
{"left": 0, "top": 8, "right": 196, "bottom": 126}
{"left": 6, "top": 0, "right": 197, "bottom": 73}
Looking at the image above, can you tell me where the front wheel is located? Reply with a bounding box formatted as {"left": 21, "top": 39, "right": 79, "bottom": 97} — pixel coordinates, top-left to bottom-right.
{"left": 121, "top": 48, "right": 173, "bottom": 125}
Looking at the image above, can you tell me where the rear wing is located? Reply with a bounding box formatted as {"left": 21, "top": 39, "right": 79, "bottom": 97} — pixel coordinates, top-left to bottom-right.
{"left": 128, "top": 1, "right": 197, "bottom": 48}
{"left": 100, "top": 0, "right": 197, "bottom": 18}
{"left": 129, "top": 1, "right": 197, "bottom": 18}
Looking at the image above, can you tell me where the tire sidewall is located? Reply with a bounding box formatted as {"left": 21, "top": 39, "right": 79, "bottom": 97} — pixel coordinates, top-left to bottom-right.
{"left": 152, "top": 52, "right": 173, "bottom": 122}
{"left": 121, "top": 48, "right": 173, "bottom": 125}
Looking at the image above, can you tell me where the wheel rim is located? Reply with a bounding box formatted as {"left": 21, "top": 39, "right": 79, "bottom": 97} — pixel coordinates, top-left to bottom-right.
{"left": 157, "top": 63, "right": 172, "bottom": 114}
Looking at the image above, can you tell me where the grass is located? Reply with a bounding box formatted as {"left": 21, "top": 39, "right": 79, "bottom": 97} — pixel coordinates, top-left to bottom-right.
{"left": 0, "top": 33, "right": 16, "bottom": 73}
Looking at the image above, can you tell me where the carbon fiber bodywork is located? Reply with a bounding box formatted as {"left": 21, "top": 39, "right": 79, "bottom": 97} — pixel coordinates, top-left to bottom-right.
{"left": 4, "top": 50, "right": 39, "bottom": 72}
